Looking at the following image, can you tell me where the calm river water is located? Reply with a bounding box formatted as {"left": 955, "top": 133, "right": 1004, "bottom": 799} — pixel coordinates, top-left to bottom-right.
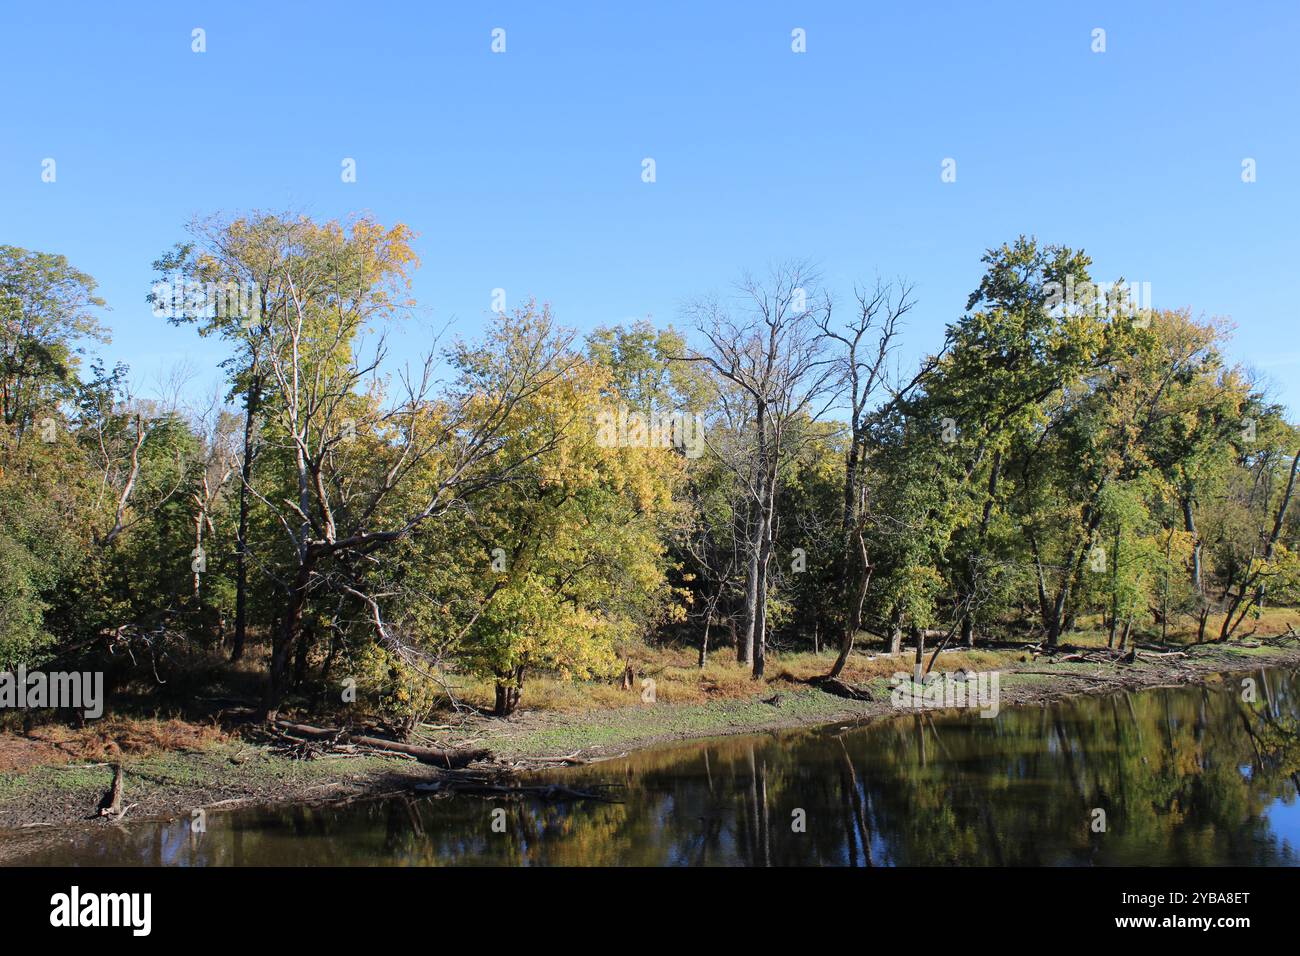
{"left": 12, "top": 667, "right": 1300, "bottom": 865}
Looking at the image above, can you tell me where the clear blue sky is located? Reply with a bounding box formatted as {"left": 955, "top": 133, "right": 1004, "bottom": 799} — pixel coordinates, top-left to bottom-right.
{"left": 3, "top": 1, "right": 1298, "bottom": 411}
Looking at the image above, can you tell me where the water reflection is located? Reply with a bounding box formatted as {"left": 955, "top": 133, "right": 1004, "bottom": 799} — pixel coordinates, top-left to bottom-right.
{"left": 12, "top": 668, "right": 1300, "bottom": 866}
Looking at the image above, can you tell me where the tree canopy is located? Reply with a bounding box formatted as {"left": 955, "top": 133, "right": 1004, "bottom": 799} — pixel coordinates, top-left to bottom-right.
{"left": 3, "top": 224, "right": 1296, "bottom": 724}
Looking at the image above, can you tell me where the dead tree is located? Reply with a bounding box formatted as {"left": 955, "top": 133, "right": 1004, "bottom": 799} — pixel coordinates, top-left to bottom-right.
{"left": 817, "top": 279, "right": 921, "bottom": 678}
{"left": 678, "top": 262, "right": 835, "bottom": 678}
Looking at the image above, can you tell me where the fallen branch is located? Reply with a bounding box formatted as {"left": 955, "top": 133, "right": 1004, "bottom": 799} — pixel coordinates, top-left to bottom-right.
{"left": 272, "top": 719, "right": 490, "bottom": 768}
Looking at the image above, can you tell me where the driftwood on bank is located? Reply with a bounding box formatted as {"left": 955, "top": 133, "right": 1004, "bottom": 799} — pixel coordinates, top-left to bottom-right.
{"left": 272, "top": 719, "right": 490, "bottom": 768}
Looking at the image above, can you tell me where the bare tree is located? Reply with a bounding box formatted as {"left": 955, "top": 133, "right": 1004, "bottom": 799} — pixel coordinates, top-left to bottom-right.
{"left": 187, "top": 394, "right": 239, "bottom": 604}
{"left": 679, "top": 262, "right": 834, "bottom": 677}
{"left": 816, "top": 279, "right": 921, "bottom": 677}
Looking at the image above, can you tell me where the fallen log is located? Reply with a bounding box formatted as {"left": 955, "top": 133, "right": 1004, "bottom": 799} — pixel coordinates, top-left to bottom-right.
{"left": 812, "top": 676, "right": 874, "bottom": 701}
{"left": 272, "top": 720, "right": 490, "bottom": 768}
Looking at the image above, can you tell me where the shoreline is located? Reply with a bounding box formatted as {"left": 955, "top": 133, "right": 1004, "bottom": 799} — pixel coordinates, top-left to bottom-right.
{"left": 2, "top": 639, "right": 1299, "bottom": 858}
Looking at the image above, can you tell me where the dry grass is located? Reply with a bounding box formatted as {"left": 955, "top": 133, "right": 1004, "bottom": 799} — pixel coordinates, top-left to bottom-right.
{"left": 0, "top": 717, "right": 227, "bottom": 773}
{"left": 434, "top": 605, "right": 1300, "bottom": 717}
{"left": 437, "top": 640, "right": 1017, "bottom": 716}
{"left": 1061, "top": 605, "right": 1299, "bottom": 648}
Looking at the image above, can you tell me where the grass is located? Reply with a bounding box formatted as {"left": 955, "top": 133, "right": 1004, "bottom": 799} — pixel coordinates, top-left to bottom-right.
{"left": 481, "top": 685, "right": 865, "bottom": 760}
{"left": 441, "top": 641, "right": 1015, "bottom": 716}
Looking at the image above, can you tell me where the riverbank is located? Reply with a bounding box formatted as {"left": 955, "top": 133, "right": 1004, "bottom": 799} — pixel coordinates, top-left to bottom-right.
{"left": 4, "top": 628, "right": 1300, "bottom": 853}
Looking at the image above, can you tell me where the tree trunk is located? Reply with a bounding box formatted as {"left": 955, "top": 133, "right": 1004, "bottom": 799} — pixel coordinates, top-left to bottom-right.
{"left": 1219, "top": 447, "right": 1300, "bottom": 641}
{"left": 231, "top": 371, "right": 261, "bottom": 663}
{"left": 958, "top": 450, "right": 1001, "bottom": 651}
{"left": 753, "top": 504, "right": 773, "bottom": 679}
{"left": 1161, "top": 532, "right": 1171, "bottom": 643}
{"left": 266, "top": 562, "right": 309, "bottom": 715}
{"left": 1219, "top": 583, "right": 1245, "bottom": 642}
{"left": 1046, "top": 589, "right": 1067, "bottom": 649}
{"left": 698, "top": 606, "right": 713, "bottom": 668}
{"left": 744, "top": 404, "right": 772, "bottom": 673}
{"left": 888, "top": 615, "right": 903, "bottom": 656}
{"left": 830, "top": 426, "right": 863, "bottom": 678}
{"left": 1255, "top": 446, "right": 1300, "bottom": 612}
{"left": 738, "top": 500, "right": 759, "bottom": 666}
{"left": 828, "top": 529, "right": 872, "bottom": 678}
{"left": 494, "top": 664, "right": 525, "bottom": 717}
{"left": 192, "top": 510, "right": 204, "bottom": 600}
{"left": 1048, "top": 535, "right": 1091, "bottom": 649}
{"left": 1182, "top": 493, "right": 1202, "bottom": 596}
{"left": 1108, "top": 523, "right": 1121, "bottom": 648}
{"left": 829, "top": 624, "right": 853, "bottom": 678}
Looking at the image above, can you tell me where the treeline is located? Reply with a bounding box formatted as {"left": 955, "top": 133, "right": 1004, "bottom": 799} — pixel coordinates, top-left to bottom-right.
{"left": 2, "top": 219, "right": 1298, "bottom": 725}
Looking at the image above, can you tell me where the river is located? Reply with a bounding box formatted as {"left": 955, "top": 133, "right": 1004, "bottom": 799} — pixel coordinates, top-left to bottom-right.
{"left": 12, "top": 667, "right": 1300, "bottom": 865}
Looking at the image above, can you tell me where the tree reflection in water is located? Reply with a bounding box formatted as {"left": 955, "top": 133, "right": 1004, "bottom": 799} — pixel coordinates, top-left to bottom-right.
{"left": 15, "top": 668, "right": 1300, "bottom": 866}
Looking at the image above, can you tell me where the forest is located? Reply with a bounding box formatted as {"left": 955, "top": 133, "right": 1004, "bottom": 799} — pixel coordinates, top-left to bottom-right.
{"left": 3, "top": 215, "right": 1298, "bottom": 731}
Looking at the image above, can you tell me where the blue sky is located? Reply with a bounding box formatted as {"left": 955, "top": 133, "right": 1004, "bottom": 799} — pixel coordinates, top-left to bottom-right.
{"left": 2, "top": 1, "right": 1298, "bottom": 411}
